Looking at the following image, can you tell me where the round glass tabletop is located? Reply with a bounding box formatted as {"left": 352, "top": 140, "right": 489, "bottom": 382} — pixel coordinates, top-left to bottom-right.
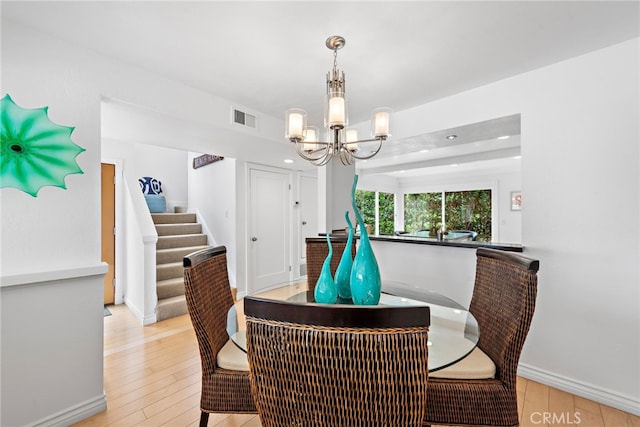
{"left": 228, "top": 280, "right": 479, "bottom": 372}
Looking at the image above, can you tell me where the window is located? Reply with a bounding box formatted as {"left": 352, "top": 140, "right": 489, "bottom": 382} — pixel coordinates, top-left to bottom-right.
{"left": 404, "top": 192, "right": 442, "bottom": 234}
{"left": 404, "top": 189, "right": 492, "bottom": 241}
{"left": 354, "top": 189, "right": 375, "bottom": 231}
{"left": 355, "top": 190, "right": 395, "bottom": 235}
{"left": 444, "top": 190, "right": 491, "bottom": 241}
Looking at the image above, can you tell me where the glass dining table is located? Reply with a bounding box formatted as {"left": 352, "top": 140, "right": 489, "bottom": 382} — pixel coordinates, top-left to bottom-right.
{"left": 227, "top": 280, "right": 479, "bottom": 372}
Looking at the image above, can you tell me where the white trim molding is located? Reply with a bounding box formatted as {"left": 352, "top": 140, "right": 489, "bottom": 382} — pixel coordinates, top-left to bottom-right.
{"left": 518, "top": 363, "right": 640, "bottom": 416}
{"left": 29, "top": 394, "right": 107, "bottom": 427}
{"left": 0, "top": 263, "right": 108, "bottom": 288}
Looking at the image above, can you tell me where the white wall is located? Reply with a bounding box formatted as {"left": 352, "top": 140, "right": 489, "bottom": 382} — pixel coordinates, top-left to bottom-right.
{"left": 374, "top": 38, "right": 639, "bottom": 413}
{"left": 102, "top": 139, "right": 188, "bottom": 212}
{"left": 1, "top": 20, "right": 107, "bottom": 426}
{"left": 187, "top": 153, "right": 238, "bottom": 286}
{"left": 0, "top": 19, "right": 285, "bottom": 425}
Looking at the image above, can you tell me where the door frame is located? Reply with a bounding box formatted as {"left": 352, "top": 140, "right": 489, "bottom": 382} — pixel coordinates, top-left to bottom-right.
{"left": 246, "top": 163, "right": 294, "bottom": 295}
{"left": 296, "top": 172, "right": 318, "bottom": 278}
{"left": 102, "top": 158, "right": 124, "bottom": 305}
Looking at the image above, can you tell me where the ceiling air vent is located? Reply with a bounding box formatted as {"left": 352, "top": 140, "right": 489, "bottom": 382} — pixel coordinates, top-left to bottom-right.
{"left": 233, "top": 108, "right": 257, "bottom": 129}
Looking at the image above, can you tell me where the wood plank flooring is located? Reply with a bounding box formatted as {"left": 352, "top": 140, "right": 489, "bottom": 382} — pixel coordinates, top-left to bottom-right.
{"left": 76, "top": 303, "right": 639, "bottom": 427}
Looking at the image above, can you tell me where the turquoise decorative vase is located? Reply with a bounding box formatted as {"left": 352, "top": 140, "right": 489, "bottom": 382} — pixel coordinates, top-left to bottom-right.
{"left": 334, "top": 211, "right": 354, "bottom": 299}
{"left": 349, "top": 175, "right": 381, "bottom": 305}
{"left": 314, "top": 233, "right": 338, "bottom": 304}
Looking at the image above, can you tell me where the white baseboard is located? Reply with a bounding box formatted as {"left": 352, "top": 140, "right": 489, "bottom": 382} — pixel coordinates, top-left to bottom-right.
{"left": 518, "top": 363, "right": 640, "bottom": 416}
{"left": 124, "top": 297, "right": 157, "bottom": 325}
{"left": 30, "top": 393, "right": 106, "bottom": 427}
{"left": 142, "top": 312, "right": 158, "bottom": 325}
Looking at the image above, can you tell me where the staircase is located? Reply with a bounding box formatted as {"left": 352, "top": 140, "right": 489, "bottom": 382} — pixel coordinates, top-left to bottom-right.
{"left": 152, "top": 213, "right": 210, "bottom": 321}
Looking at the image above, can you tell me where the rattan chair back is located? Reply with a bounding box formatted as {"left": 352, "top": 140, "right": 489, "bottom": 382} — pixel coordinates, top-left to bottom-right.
{"left": 306, "top": 236, "right": 356, "bottom": 293}
{"left": 183, "top": 246, "right": 256, "bottom": 425}
{"left": 424, "top": 247, "right": 539, "bottom": 427}
{"left": 245, "top": 297, "right": 430, "bottom": 427}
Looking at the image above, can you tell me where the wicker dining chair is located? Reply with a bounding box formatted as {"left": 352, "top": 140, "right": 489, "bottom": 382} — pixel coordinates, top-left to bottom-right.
{"left": 183, "top": 246, "right": 257, "bottom": 427}
{"left": 423, "top": 247, "right": 540, "bottom": 427}
{"left": 306, "top": 236, "right": 356, "bottom": 293}
{"left": 245, "top": 297, "right": 431, "bottom": 427}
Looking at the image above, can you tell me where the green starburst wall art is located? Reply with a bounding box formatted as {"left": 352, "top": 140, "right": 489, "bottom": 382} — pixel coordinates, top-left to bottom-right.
{"left": 1, "top": 94, "right": 86, "bottom": 197}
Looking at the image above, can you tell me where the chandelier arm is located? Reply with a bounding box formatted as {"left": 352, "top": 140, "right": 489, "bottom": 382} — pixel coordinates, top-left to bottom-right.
{"left": 344, "top": 136, "right": 387, "bottom": 145}
{"left": 339, "top": 148, "right": 354, "bottom": 166}
{"left": 293, "top": 140, "right": 333, "bottom": 163}
{"left": 311, "top": 147, "right": 334, "bottom": 166}
{"left": 344, "top": 137, "right": 386, "bottom": 160}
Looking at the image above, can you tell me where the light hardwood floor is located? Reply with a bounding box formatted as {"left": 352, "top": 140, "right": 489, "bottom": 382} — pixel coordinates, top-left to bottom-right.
{"left": 75, "top": 303, "right": 639, "bottom": 427}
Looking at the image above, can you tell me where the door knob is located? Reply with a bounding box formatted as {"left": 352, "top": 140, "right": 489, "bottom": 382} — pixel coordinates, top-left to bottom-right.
{"left": 251, "top": 237, "right": 258, "bottom": 241}
{"left": 302, "top": 221, "right": 307, "bottom": 225}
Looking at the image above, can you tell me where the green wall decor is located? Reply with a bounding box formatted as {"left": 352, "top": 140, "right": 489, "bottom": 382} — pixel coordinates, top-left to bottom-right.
{"left": 1, "top": 94, "right": 85, "bottom": 197}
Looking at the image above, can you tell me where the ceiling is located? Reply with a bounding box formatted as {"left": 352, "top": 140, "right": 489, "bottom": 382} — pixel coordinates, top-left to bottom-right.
{"left": 3, "top": 1, "right": 639, "bottom": 175}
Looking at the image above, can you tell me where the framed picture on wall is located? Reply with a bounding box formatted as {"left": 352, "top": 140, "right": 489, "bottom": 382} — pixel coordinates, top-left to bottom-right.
{"left": 511, "top": 191, "right": 522, "bottom": 211}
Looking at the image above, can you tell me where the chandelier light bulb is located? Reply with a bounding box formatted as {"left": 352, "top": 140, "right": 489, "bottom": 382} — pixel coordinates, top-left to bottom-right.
{"left": 285, "top": 108, "right": 306, "bottom": 140}
{"left": 327, "top": 95, "right": 346, "bottom": 128}
{"left": 303, "top": 126, "right": 319, "bottom": 152}
{"left": 346, "top": 129, "right": 358, "bottom": 143}
{"left": 372, "top": 108, "right": 391, "bottom": 137}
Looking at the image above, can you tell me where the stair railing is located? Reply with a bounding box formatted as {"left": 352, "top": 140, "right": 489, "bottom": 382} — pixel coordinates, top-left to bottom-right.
{"left": 122, "top": 171, "right": 158, "bottom": 325}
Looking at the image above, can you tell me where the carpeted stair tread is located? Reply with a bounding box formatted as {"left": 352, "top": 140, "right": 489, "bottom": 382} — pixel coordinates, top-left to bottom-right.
{"left": 156, "top": 245, "right": 210, "bottom": 264}
{"left": 151, "top": 213, "right": 197, "bottom": 224}
{"left": 152, "top": 212, "right": 208, "bottom": 322}
{"left": 155, "top": 223, "right": 202, "bottom": 236}
{"left": 156, "top": 295, "right": 188, "bottom": 322}
{"left": 157, "top": 233, "right": 208, "bottom": 250}
{"left": 157, "top": 277, "right": 186, "bottom": 300}
{"left": 157, "top": 261, "right": 184, "bottom": 281}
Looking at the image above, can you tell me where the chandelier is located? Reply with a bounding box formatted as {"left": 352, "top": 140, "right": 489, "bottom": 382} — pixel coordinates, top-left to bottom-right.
{"left": 285, "top": 36, "right": 391, "bottom": 166}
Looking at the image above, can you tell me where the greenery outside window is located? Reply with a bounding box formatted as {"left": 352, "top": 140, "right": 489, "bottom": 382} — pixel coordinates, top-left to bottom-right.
{"left": 404, "top": 190, "right": 492, "bottom": 241}
{"left": 355, "top": 189, "right": 395, "bottom": 235}
{"left": 444, "top": 190, "right": 491, "bottom": 241}
{"left": 378, "top": 192, "right": 395, "bottom": 235}
{"left": 403, "top": 192, "right": 443, "bottom": 234}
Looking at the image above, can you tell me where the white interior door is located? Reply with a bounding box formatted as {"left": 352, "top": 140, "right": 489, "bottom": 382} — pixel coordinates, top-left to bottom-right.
{"left": 249, "top": 166, "right": 291, "bottom": 293}
{"left": 298, "top": 174, "right": 318, "bottom": 276}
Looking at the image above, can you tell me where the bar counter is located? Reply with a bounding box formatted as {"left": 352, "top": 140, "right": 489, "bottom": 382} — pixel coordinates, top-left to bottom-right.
{"left": 367, "top": 234, "right": 523, "bottom": 252}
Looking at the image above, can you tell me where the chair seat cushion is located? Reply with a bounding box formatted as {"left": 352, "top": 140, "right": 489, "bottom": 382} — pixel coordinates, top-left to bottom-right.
{"left": 217, "top": 339, "right": 249, "bottom": 371}
{"left": 430, "top": 346, "right": 496, "bottom": 379}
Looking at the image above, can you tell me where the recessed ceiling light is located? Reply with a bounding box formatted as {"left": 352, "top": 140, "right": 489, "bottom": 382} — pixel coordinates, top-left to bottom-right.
{"left": 450, "top": 164, "right": 459, "bottom": 167}
{"left": 284, "top": 159, "right": 294, "bottom": 164}
{"left": 420, "top": 149, "right": 429, "bottom": 153}
{"left": 446, "top": 134, "right": 457, "bottom": 140}
{"left": 497, "top": 135, "right": 510, "bottom": 140}
{"left": 513, "top": 155, "right": 522, "bottom": 159}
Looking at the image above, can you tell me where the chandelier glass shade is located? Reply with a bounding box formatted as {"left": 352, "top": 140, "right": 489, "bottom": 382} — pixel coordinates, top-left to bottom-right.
{"left": 285, "top": 36, "right": 391, "bottom": 166}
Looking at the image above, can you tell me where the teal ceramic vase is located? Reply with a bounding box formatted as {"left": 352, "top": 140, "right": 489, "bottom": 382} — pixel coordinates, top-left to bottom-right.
{"left": 334, "top": 211, "right": 354, "bottom": 299}
{"left": 349, "top": 175, "right": 381, "bottom": 305}
{"left": 314, "top": 233, "right": 338, "bottom": 304}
